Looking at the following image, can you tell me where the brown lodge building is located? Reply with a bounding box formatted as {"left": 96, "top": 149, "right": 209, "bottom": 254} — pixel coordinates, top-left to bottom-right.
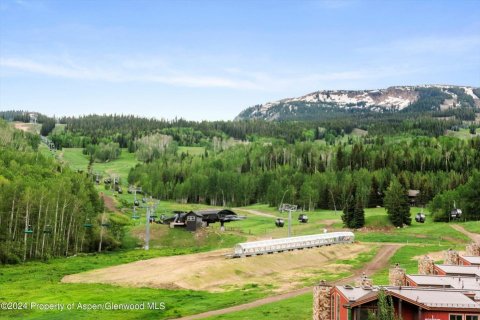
{"left": 313, "top": 243, "right": 480, "bottom": 320}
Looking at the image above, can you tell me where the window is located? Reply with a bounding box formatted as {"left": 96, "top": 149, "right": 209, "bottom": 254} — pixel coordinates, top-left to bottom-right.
{"left": 450, "top": 315, "right": 463, "bottom": 320}
{"left": 336, "top": 294, "right": 340, "bottom": 320}
{"left": 466, "top": 316, "right": 478, "bottom": 320}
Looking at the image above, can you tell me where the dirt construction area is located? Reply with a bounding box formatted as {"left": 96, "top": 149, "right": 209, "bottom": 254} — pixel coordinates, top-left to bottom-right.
{"left": 62, "top": 243, "right": 372, "bottom": 292}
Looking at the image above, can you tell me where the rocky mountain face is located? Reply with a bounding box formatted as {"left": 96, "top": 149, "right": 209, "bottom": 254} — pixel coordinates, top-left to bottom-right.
{"left": 235, "top": 85, "right": 480, "bottom": 121}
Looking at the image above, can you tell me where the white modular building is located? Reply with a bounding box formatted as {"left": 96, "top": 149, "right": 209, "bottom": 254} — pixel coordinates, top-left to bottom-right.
{"left": 232, "top": 231, "right": 354, "bottom": 258}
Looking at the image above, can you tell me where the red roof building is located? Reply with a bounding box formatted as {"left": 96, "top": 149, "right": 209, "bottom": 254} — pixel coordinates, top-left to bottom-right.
{"left": 328, "top": 285, "right": 480, "bottom": 320}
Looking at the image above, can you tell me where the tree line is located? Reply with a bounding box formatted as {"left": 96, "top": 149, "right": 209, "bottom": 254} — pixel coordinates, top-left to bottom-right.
{"left": 128, "top": 136, "right": 479, "bottom": 224}
{"left": 0, "top": 120, "right": 126, "bottom": 264}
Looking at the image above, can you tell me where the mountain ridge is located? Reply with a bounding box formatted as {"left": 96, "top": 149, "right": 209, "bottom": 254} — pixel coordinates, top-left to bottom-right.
{"left": 235, "top": 85, "right": 480, "bottom": 121}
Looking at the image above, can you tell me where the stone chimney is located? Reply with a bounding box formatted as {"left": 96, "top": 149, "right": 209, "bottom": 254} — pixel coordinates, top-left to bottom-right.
{"left": 466, "top": 242, "right": 480, "bottom": 256}
{"left": 389, "top": 263, "right": 406, "bottom": 286}
{"left": 444, "top": 249, "right": 460, "bottom": 265}
{"left": 313, "top": 280, "right": 332, "bottom": 320}
{"left": 355, "top": 272, "right": 373, "bottom": 287}
{"left": 418, "top": 255, "right": 435, "bottom": 275}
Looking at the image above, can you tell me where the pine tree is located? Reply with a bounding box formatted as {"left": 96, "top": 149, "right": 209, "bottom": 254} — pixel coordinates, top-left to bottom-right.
{"left": 368, "top": 176, "right": 383, "bottom": 207}
{"left": 342, "top": 184, "right": 356, "bottom": 228}
{"left": 353, "top": 197, "right": 365, "bottom": 229}
{"left": 384, "top": 179, "right": 411, "bottom": 227}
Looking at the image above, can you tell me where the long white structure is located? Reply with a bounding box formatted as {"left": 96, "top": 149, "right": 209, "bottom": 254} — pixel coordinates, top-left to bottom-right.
{"left": 232, "top": 231, "right": 354, "bottom": 258}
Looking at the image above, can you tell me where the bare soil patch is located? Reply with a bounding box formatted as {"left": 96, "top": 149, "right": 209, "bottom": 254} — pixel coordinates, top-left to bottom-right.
{"left": 62, "top": 244, "right": 371, "bottom": 293}
{"left": 100, "top": 194, "right": 117, "bottom": 212}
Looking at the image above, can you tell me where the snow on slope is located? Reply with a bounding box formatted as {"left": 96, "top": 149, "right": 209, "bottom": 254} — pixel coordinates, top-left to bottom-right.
{"left": 236, "top": 85, "right": 480, "bottom": 120}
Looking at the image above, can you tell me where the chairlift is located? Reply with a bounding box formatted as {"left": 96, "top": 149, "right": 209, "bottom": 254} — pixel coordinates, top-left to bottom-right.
{"left": 450, "top": 201, "right": 463, "bottom": 220}
{"left": 298, "top": 214, "right": 309, "bottom": 223}
{"left": 43, "top": 225, "right": 52, "bottom": 234}
{"left": 134, "top": 200, "right": 140, "bottom": 206}
{"left": 275, "top": 218, "right": 285, "bottom": 227}
{"left": 84, "top": 218, "right": 93, "bottom": 228}
{"left": 415, "top": 213, "right": 426, "bottom": 223}
{"left": 132, "top": 213, "right": 140, "bottom": 220}
{"left": 24, "top": 224, "right": 33, "bottom": 234}
{"left": 117, "top": 187, "right": 123, "bottom": 194}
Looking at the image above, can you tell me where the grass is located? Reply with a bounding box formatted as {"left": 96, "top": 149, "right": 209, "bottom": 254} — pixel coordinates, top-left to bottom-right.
{"left": 0, "top": 248, "right": 267, "bottom": 320}
{"left": 370, "top": 244, "right": 459, "bottom": 285}
{"left": 51, "top": 124, "right": 66, "bottom": 135}
{"left": 178, "top": 146, "right": 205, "bottom": 156}
{"left": 205, "top": 293, "right": 313, "bottom": 320}
{"left": 457, "top": 220, "right": 480, "bottom": 234}
{"left": 60, "top": 148, "right": 138, "bottom": 184}
{"left": 354, "top": 211, "right": 470, "bottom": 245}
{"left": 446, "top": 128, "right": 479, "bottom": 139}
{"left": 130, "top": 224, "right": 245, "bottom": 250}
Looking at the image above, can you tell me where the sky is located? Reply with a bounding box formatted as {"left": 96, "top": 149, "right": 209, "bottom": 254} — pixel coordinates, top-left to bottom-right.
{"left": 0, "top": 0, "right": 479, "bottom": 121}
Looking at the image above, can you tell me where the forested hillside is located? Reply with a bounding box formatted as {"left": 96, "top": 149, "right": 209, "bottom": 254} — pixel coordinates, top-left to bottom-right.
{"left": 44, "top": 113, "right": 463, "bottom": 150}
{"left": 128, "top": 135, "right": 480, "bottom": 222}
{"left": 0, "top": 120, "right": 107, "bottom": 263}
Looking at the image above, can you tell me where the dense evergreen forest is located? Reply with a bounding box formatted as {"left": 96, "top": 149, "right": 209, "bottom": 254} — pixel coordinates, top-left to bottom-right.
{"left": 0, "top": 120, "right": 126, "bottom": 264}
{"left": 1, "top": 110, "right": 470, "bottom": 149}
{"left": 127, "top": 136, "right": 480, "bottom": 222}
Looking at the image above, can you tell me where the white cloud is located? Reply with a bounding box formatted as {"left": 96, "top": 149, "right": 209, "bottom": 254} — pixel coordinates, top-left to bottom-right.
{"left": 0, "top": 56, "right": 426, "bottom": 92}
{"left": 0, "top": 57, "right": 260, "bottom": 89}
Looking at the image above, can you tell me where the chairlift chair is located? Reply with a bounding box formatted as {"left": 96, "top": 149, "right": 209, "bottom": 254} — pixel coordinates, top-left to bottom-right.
{"left": 275, "top": 218, "right": 285, "bottom": 227}
{"left": 415, "top": 213, "right": 426, "bottom": 223}
{"left": 24, "top": 224, "right": 33, "bottom": 234}
{"left": 84, "top": 219, "right": 93, "bottom": 228}
{"left": 298, "top": 214, "right": 309, "bottom": 223}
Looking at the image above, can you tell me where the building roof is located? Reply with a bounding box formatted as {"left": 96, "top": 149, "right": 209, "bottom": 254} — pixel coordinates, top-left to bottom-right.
{"left": 336, "top": 285, "right": 375, "bottom": 301}
{"left": 387, "top": 287, "right": 480, "bottom": 310}
{"left": 350, "top": 287, "right": 480, "bottom": 311}
{"left": 235, "top": 232, "right": 354, "bottom": 250}
{"left": 460, "top": 256, "right": 480, "bottom": 265}
{"left": 406, "top": 274, "right": 480, "bottom": 300}
{"left": 435, "top": 264, "right": 480, "bottom": 277}
{"left": 408, "top": 190, "right": 420, "bottom": 197}
{"left": 193, "top": 209, "right": 236, "bottom": 216}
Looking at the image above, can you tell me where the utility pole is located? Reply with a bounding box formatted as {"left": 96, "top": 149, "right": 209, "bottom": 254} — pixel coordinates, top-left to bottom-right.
{"left": 144, "top": 197, "right": 158, "bottom": 251}
{"left": 98, "top": 209, "right": 105, "bottom": 252}
{"left": 145, "top": 205, "right": 150, "bottom": 250}
{"left": 280, "top": 204, "right": 297, "bottom": 237}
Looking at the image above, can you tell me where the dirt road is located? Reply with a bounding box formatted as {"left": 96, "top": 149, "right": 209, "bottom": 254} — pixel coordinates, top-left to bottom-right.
{"left": 451, "top": 224, "right": 480, "bottom": 242}
{"left": 176, "top": 244, "right": 401, "bottom": 320}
